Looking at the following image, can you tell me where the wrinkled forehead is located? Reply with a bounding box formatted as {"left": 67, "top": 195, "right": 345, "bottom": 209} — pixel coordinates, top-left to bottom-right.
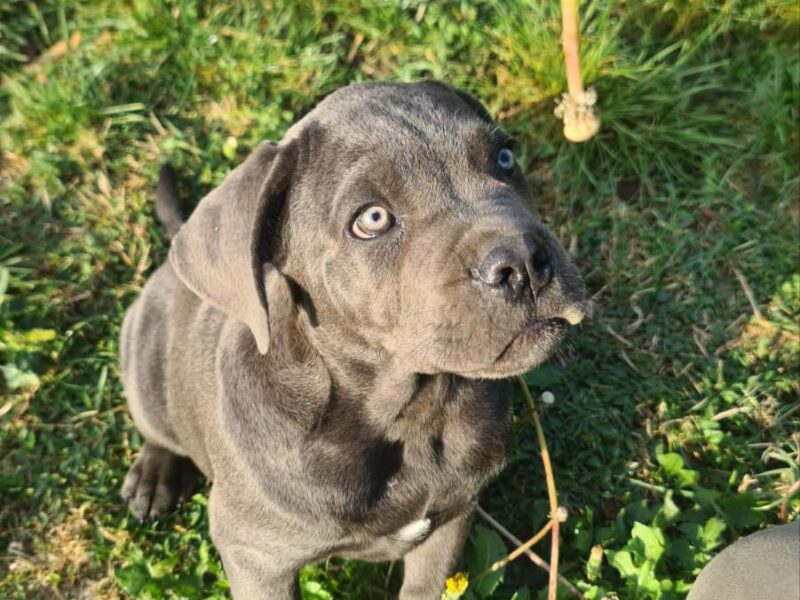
{"left": 289, "top": 83, "right": 511, "bottom": 213}
{"left": 291, "top": 82, "right": 504, "bottom": 157}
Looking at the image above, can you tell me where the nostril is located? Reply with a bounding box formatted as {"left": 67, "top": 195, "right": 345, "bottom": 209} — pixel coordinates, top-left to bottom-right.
{"left": 474, "top": 247, "right": 529, "bottom": 298}
{"left": 529, "top": 246, "right": 553, "bottom": 295}
{"left": 497, "top": 266, "right": 515, "bottom": 285}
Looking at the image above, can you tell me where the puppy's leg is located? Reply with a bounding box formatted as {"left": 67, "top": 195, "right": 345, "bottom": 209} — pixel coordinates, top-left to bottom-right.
{"left": 121, "top": 442, "right": 201, "bottom": 520}
{"left": 208, "top": 486, "right": 302, "bottom": 600}
{"left": 400, "top": 511, "right": 472, "bottom": 600}
{"left": 215, "top": 544, "right": 299, "bottom": 600}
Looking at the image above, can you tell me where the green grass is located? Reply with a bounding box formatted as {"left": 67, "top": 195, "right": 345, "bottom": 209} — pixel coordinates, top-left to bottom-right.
{"left": 1, "top": 1, "right": 798, "bottom": 598}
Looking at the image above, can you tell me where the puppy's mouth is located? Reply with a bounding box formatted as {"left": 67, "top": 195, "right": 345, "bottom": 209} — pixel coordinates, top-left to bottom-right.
{"left": 457, "top": 316, "right": 569, "bottom": 380}
{"left": 495, "top": 317, "right": 568, "bottom": 364}
{"left": 494, "top": 317, "right": 569, "bottom": 371}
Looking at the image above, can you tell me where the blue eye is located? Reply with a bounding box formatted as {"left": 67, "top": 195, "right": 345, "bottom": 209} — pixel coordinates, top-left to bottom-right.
{"left": 497, "top": 147, "right": 515, "bottom": 172}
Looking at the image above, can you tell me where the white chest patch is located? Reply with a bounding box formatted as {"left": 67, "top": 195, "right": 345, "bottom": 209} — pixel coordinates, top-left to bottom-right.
{"left": 392, "top": 518, "right": 431, "bottom": 542}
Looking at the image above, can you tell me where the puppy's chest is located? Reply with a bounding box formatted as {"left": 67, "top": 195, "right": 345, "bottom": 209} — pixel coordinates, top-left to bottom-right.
{"left": 301, "top": 381, "right": 511, "bottom": 537}
{"left": 314, "top": 379, "right": 513, "bottom": 526}
{"left": 390, "top": 390, "right": 511, "bottom": 505}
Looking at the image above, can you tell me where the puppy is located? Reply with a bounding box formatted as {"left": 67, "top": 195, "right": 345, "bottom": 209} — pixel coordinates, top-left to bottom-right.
{"left": 119, "top": 81, "right": 588, "bottom": 599}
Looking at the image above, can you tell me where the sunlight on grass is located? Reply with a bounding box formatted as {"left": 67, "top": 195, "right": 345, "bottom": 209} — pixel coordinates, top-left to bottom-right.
{"left": 1, "top": 1, "right": 798, "bottom": 598}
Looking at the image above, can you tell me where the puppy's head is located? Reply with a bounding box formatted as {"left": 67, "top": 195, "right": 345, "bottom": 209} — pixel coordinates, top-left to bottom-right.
{"left": 170, "top": 82, "right": 587, "bottom": 379}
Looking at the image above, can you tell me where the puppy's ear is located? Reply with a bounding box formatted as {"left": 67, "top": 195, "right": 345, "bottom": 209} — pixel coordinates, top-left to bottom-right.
{"left": 169, "top": 141, "right": 295, "bottom": 354}
{"left": 451, "top": 89, "right": 494, "bottom": 125}
{"left": 424, "top": 81, "right": 494, "bottom": 125}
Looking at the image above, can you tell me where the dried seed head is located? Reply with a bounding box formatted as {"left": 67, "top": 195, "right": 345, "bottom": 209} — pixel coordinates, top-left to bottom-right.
{"left": 554, "top": 89, "right": 601, "bottom": 143}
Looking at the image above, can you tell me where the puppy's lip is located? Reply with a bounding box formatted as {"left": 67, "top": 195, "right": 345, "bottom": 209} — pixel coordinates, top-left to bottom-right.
{"left": 454, "top": 318, "right": 565, "bottom": 379}
{"left": 496, "top": 317, "right": 567, "bottom": 363}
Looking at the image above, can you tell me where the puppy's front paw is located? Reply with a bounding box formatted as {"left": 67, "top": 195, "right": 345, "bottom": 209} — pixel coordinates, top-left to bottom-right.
{"left": 121, "top": 443, "right": 201, "bottom": 521}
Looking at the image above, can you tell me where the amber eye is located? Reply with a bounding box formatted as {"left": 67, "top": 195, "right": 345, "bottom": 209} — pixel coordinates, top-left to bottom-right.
{"left": 351, "top": 205, "right": 395, "bottom": 239}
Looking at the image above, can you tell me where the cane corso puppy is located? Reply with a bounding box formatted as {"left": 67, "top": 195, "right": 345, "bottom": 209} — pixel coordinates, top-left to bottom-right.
{"left": 119, "top": 81, "right": 588, "bottom": 599}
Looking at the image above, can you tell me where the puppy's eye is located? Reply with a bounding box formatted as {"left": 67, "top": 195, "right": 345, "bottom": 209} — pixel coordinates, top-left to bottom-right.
{"left": 352, "top": 205, "right": 395, "bottom": 239}
{"left": 497, "top": 147, "right": 515, "bottom": 173}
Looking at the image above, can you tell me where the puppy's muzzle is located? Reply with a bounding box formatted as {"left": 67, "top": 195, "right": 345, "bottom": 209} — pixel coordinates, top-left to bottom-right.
{"left": 471, "top": 234, "right": 553, "bottom": 301}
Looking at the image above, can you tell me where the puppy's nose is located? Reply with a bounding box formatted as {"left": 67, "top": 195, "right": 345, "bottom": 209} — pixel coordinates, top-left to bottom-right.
{"left": 473, "top": 238, "right": 553, "bottom": 300}
{"left": 474, "top": 247, "right": 529, "bottom": 297}
{"left": 529, "top": 243, "right": 553, "bottom": 298}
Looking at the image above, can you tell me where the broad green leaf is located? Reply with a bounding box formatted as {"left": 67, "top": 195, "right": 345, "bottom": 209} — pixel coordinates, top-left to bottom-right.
{"left": 115, "top": 564, "right": 149, "bottom": 596}
{"left": 699, "top": 516, "right": 727, "bottom": 551}
{"left": 147, "top": 556, "right": 177, "bottom": 579}
{"left": 464, "top": 525, "right": 506, "bottom": 598}
{"left": 676, "top": 468, "right": 699, "bottom": 487}
{"left": 694, "top": 486, "right": 721, "bottom": 508}
{"left": 141, "top": 580, "right": 165, "bottom": 599}
{"left": 659, "top": 490, "right": 681, "bottom": 524}
{"left": 510, "top": 586, "right": 531, "bottom": 600}
{"left": 172, "top": 579, "right": 203, "bottom": 599}
{"left": 718, "top": 493, "right": 764, "bottom": 529}
{"left": 636, "top": 560, "right": 660, "bottom": 594}
{"left": 607, "top": 550, "right": 637, "bottom": 579}
{"left": 657, "top": 452, "right": 684, "bottom": 475}
{"left": 581, "top": 585, "right": 610, "bottom": 600}
{"left": 631, "top": 522, "right": 666, "bottom": 562}
{"left": 668, "top": 538, "right": 697, "bottom": 572}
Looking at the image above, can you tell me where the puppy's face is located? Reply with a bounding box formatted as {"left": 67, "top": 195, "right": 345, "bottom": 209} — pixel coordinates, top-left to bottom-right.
{"left": 276, "top": 82, "right": 588, "bottom": 379}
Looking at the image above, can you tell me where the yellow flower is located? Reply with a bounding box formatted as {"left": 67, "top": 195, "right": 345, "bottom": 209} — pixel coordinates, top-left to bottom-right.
{"left": 444, "top": 572, "right": 469, "bottom": 597}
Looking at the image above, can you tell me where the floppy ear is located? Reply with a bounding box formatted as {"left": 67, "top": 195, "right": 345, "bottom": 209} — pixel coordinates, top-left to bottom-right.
{"left": 169, "top": 141, "right": 295, "bottom": 355}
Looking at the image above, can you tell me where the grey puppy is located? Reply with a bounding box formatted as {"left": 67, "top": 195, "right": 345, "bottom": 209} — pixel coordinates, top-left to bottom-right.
{"left": 119, "top": 81, "right": 588, "bottom": 599}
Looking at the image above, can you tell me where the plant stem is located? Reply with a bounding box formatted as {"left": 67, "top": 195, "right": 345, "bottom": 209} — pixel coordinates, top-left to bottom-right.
{"left": 517, "top": 376, "right": 561, "bottom": 600}
{"left": 475, "top": 507, "right": 583, "bottom": 599}
{"left": 489, "top": 521, "right": 552, "bottom": 572}
{"left": 561, "top": 0, "right": 584, "bottom": 98}
{"left": 554, "top": 0, "right": 600, "bottom": 142}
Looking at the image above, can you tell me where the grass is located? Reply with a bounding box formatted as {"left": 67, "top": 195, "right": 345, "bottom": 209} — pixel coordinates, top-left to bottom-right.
{"left": 1, "top": 1, "right": 798, "bottom": 598}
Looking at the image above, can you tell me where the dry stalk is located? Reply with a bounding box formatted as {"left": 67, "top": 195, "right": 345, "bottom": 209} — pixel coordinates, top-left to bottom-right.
{"left": 483, "top": 521, "right": 552, "bottom": 576}
{"left": 517, "top": 375, "right": 562, "bottom": 600}
{"left": 475, "top": 507, "right": 583, "bottom": 599}
{"left": 732, "top": 267, "right": 763, "bottom": 320}
{"left": 469, "top": 380, "right": 575, "bottom": 599}
{"left": 554, "top": 0, "right": 600, "bottom": 142}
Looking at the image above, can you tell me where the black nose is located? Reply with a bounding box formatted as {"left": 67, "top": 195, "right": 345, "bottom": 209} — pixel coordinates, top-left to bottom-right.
{"left": 473, "top": 239, "right": 553, "bottom": 300}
